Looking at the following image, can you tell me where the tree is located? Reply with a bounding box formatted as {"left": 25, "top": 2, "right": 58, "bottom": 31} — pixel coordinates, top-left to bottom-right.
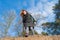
{"left": 42, "top": 22, "right": 60, "bottom": 35}
{"left": 0, "top": 10, "right": 16, "bottom": 37}
{"left": 53, "top": 0, "right": 60, "bottom": 24}
{"left": 42, "top": 0, "right": 60, "bottom": 35}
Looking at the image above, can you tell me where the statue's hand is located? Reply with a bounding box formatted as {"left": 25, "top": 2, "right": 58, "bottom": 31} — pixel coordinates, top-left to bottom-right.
{"left": 34, "top": 22, "right": 36, "bottom": 25}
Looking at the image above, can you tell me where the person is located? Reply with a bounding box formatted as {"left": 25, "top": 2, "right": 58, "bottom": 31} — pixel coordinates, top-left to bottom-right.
{"left": 20, "top": 10, "right": 36, "bottom": 37}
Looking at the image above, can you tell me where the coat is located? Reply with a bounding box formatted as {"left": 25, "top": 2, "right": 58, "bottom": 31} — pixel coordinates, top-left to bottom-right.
{"left": 22, "top": 13, "right": 36, "bottom": 27}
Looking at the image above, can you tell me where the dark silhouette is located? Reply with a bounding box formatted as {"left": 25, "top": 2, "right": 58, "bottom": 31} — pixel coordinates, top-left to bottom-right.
{"left": 20, "top": 10, "right": 36, "bottom": 37}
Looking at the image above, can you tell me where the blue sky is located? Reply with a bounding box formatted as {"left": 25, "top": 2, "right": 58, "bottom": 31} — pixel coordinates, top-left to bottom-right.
{"left": 0, "top": 0, "right": 58, "bottom": 36}
{"left": 0, "top": 0, "right": 58, "bottom": 15}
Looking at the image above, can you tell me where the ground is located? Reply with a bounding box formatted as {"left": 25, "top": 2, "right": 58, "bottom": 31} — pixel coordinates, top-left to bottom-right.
{"left": 0, "top": 35, "right": 60, "bottom": 40}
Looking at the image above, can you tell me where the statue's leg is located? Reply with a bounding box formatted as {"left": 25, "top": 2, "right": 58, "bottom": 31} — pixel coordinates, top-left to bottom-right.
{"left": 22, "top": 26, "right": 25, "bottom": 36}
{"left": 23, "top": 27, "right": 25, "bottom": 32}
{"left": 25, "top": 27, "right": 29, "bottom": 37}
{"left": 31, "top": 27, "right": 35, "bottom": 35}
{"left": 29, "top": 26, "right": 31, "bottom": 31}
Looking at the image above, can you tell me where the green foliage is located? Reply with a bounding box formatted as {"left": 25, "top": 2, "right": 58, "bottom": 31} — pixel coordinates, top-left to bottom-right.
{"left": 21, "top": 31, "right": 26, "bottom": 37}
{"left": 42, "top": 0, "right": 60, "bottom": 35}
{"left": 42, "top": 22, "right": 51, "bottom": 26}
{"left": 53, "top": 0, "right": 60, "bottom": 20}
{"left": 29, "top": 30, "right": 38, "bottom": 35}
{"left": 34, "top": 31, "right": 38, "bottom": 35}
{"left": 54, "top": 0, "right": 60, "bottom": 26}
{"left": 54, "top": 0, "right": 60, "bottom": 10}
{"left": 41, "top": 32, "right": 48, "bottom": 35}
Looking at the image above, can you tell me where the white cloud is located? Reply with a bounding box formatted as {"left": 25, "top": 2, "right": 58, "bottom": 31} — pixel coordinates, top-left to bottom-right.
{"left": 27, "top": 0, "right": 58, "bottom": 22}
{"left": 44, "top": 2, "right": 54, "bottom": 13}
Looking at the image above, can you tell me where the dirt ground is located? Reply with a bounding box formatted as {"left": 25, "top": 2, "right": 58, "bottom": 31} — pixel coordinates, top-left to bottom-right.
{"left": 0, "top": 35, "right": 60, "bottom": 40}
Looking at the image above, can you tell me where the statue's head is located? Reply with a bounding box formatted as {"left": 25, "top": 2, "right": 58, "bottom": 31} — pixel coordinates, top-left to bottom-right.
{"left": 20, "top": 10, "right": 27, "bottom": 17}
